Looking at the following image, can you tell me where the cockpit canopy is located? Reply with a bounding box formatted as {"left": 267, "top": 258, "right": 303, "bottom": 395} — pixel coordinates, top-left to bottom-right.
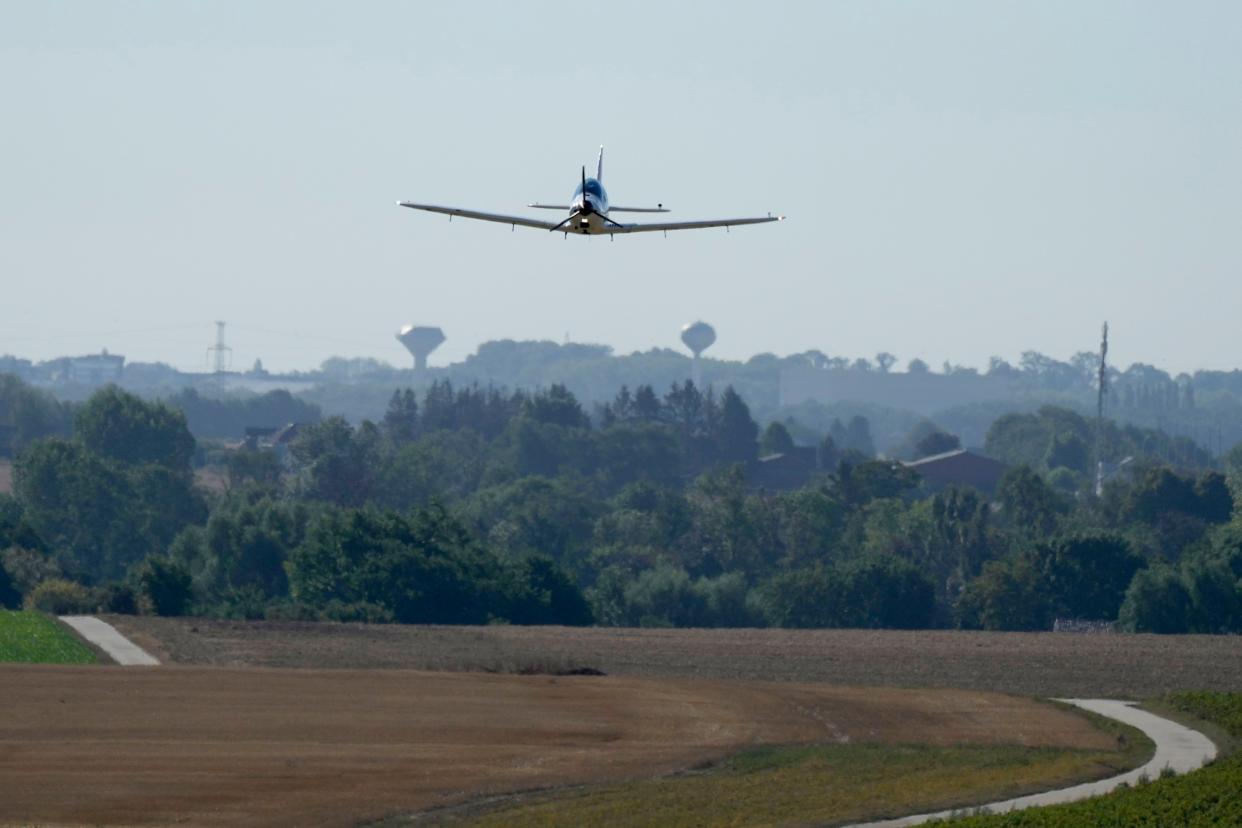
{"left": 574, "top": 178, "right": 607, "bottom": 199}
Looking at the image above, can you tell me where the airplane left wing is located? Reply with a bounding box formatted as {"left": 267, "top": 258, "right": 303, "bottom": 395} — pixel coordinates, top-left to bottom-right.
{"left": 398, "top": 202, "right": 561, "bottom": 231}
{"left": 607, "top": 215, "right": 784, "bottom": 233}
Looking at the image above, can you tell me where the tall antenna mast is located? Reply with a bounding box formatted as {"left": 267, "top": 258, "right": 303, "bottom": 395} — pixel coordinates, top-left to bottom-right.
{"left": 1095, "top": 321, "right": 1109, "bottom": 495}
{"left": 207, "top": 320, "right": 232, "bottom": 374}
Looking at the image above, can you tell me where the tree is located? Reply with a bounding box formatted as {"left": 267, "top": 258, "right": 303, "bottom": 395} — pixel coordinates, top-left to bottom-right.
{"left": 382, "top": 389, "right": 419, "bottom": 443}
{"left": 956, "top": 557, "right": 1053, "bottom": 631}
{"left": 1044, "top": 432, "right": 1090, "bottom": 474}
{"left": 760, "top": 421, "right": 795, "bottom": 456}
{"left": 833, "top": 556, "right": 936, "bottom": 628}
{"left": 75, "top": 386, "right": 195, "bottom": 470}
{"left": 505, "top": 555, "right": 593, "bottom": 626}
{"left": 1224, "top": 441, "right": 1242, "bottom": 485}
{"left": 1117, "top": 565, "right": 1191, "bottom": 633}
{"left": 0, "top": 555, "right": 17, "bottom": 608}
{"left": 844, "top": 416, "right": 875, "bottom": 457}
{"left": 1027, "top": 533, "right": 1142, "bottom": 621}
{"left": 226, "top": 448, "right": 282, "bottom": 490}
{"left": 754, "top": 556, "right": 933, "bottom": 629}
{"left": 290, "top": 417, "right": 382, "bottom": 506}
{"left": 596, "top": 423, "right": 683, "bottom": 492}
{"left": 907, "top": 358, "right": 930, "bottom": 374}
{"left": 714, "top": 387, "right": 758, "bottom": 466}
{"left": 15, "top": 440, "right": 143, "bottom": 580}
{"left": 138, "top": 557, "right": 193, "bottom": 616}
{"left": 835, "top": 460, "right": 919, "bottom": 508}
{"left": 919, "top": 430, "right": 960, "bottom": 458}
{"left": 618, "top": 563, "right": 705, "bottom": 627}
{"left": 875, "top": 352, "right": 898, "bottom": 373}
{"left": 526, "top": 384, "right": 589, "bottom": 429}
{"left": 996, "top": 466, "right": 1063, "bottom": 538}
{"left": 0, "top": 375, "right": 69, "bottom": 457}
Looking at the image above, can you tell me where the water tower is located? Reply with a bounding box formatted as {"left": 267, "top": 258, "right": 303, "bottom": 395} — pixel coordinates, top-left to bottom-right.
{"left": 396, "top": 325, "right": 446, "bottom": 372}
{"left": 680, "top": 320, "right": 716, "bottom": 387}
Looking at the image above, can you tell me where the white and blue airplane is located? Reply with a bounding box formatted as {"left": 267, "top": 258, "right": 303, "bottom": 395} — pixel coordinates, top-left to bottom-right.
{"left": 399, "top": 147, "right": 784, "bottom": 237}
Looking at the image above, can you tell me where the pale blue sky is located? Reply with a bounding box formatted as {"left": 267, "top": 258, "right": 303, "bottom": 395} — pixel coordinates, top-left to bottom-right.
{"left": 2, "top": 2, "right": 1239, "bottom": 373}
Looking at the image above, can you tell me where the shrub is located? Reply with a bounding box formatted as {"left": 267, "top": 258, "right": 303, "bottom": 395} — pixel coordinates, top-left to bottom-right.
{"left": 99, "top": 583, "right": 139, "bottom": 614}
{"left": 1, "top": 546, "right": 62, "bottom": 597}
{"left": 137, "top": 558, "right": 193, "bottom": 617}
{"left": 320, "top": 600, "right": 393, "bottom": 624}
{"left": 23, "top": 578, "right": 95, "bottom": 615}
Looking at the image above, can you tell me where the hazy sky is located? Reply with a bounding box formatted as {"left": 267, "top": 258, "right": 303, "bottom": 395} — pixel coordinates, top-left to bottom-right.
{"left": 3, "top": 2, "right": 1239, "bottom": 374}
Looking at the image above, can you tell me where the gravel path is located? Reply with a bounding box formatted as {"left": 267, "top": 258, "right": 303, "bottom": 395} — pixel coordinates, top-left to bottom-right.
{"left": 847, "top": 698, "right": 1218, "bottom": 827}
{"left": 59, "top": 615, "right": 160, "bottom": 666}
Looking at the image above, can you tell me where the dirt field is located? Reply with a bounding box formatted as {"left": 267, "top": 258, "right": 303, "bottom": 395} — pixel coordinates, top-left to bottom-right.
{"left": 0, "top": 664, "right": 1111, "bottom": 828}
{"left": 111, "top": 616, "right": 1242, "bottom": 698}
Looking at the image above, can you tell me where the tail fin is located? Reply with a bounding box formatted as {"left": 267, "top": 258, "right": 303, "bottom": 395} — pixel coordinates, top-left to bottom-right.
{"left": 596, "top": 145, "right": 604, "bottom": 182}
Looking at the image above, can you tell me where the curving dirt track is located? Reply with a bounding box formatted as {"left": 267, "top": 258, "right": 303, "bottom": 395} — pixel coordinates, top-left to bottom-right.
{"left": 0, "top": 664, "right": 1113, "bottom": 828}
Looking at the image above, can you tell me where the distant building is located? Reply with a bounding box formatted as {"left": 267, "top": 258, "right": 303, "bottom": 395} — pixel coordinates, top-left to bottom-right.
{"left": 60, "top": 350, "right": 125, "bottom": 384}
{"left": 749, "top": 446, "right": 820, "bottom": 491}
{"left": 903, "top": 449, "right": 1006, "bottom": 493}
{"left": 778, "top": 366, "right": 1018, "bottom": 415}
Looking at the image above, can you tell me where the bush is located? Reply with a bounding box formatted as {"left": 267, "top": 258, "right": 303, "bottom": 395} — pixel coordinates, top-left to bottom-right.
{"left": 1, "top": 546, "right": 62, "bottom": 597}
{"left": 137, "top": 558, "right": 193, "bottom": 617}
{"left": 263, "top": 600, "right": 322, "bottom": 622}
{"left": 23, "top": 578, "right": 95, "bottom": 615}
{"left": 1117, "top": 565, "right": 1191, "bottom": 633}
{"left": 98, "top": 583, "right": 139, "bottom": 614}
{"left": 320, "top": 600, "right": 394, "bottom": 624}
{"left": 0, "top": 556, "right": 17, "bottom": 608}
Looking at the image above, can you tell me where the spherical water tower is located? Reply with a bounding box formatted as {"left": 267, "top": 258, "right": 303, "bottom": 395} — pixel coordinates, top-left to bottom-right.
{"left": 396, "top": 325, "right": 446, "bottom": 372}
{"left": 680, "top": 320, "right": 716, "bottom": 387}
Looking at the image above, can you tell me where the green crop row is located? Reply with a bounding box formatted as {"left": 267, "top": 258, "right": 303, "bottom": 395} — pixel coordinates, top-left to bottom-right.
{"left": 0, "top": 610, "right": 97, "bottom": 664}
{"left": 943, "top": 692, "right": 1242, "bottom": 827}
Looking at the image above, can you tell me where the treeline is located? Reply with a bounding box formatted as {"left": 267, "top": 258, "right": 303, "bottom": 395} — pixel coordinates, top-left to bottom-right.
{"left": 0, "top": 377, "right": 320, "bottom": 455}
{"left": 1, "top": 375, "right": 1241, "bottom": 634}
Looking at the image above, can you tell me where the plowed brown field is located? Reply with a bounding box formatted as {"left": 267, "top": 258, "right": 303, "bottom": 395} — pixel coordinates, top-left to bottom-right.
{"left": 112, "top": 616, "right": 1242, "bottom": 698}
{"left": 1, "top": 664, "right": 1110, "bottom": 828}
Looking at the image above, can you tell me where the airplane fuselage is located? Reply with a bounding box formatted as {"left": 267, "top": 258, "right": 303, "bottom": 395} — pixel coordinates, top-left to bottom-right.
{"left": 569, "top": 177, "right": 611, "bottom": 234}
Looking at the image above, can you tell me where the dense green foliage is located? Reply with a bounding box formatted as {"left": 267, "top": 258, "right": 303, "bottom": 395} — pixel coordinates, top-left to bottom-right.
{"left": 1, "top": 374, "right": 1240, "bottom": 631}
{"left": 0, "top": 610, "right": 96, "bottom": 664}
{"left": 947, "top": 692, "right": 1242, "bottom": 827}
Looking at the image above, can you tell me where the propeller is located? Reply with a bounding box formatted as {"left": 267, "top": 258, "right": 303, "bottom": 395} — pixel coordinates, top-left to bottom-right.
{"left": 549, "top": 165, "right": 593, "bottom": 232}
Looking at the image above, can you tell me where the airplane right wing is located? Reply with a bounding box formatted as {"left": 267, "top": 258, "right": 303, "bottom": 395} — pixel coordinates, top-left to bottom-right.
{"left": 398, "top": 202, "right": 562, "bottom": 231}
{"left": 608, "top": 215, "right": 784, "bottom": 233}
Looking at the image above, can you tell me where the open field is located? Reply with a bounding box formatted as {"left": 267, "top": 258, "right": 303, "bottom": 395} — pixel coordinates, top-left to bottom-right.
{"left": 0, "top": 665, "right": 1117, "bottom": 828}
{"left": 0, "top": 610, "right": 96, "bottom": 664}
{"left": 111, "top": 616, "right": 1242, "bottom": 697}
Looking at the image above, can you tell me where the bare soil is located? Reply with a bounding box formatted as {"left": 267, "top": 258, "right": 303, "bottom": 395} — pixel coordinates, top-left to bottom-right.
{"left": 0, "top": 664, "right": 1108, "bottom": 828}
{"left": 111, "top": 616, "right": 1242, "bottom": 698}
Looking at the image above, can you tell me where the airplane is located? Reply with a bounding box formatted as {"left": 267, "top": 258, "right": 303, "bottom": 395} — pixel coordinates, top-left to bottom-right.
{"left": 398, "top": 147, "right": 784, "bottom": 237}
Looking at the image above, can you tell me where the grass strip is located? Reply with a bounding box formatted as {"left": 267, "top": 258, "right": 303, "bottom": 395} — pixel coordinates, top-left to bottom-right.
{"left": 938, "top": 691, "right": 1242, "bottom": 827}
{"left": 0, "top": 610, "right": 97, "bottom": 664}
{"left": 412, "top": 740, "right": 1143, "bottom": 828}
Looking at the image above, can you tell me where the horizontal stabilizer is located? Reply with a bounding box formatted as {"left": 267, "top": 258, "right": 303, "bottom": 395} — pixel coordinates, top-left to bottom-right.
{"left": 608, "top": 205, "right": 671, "bottom": 213}
{"left": 527, "top": 203, "right": 570, "bottom": 210}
